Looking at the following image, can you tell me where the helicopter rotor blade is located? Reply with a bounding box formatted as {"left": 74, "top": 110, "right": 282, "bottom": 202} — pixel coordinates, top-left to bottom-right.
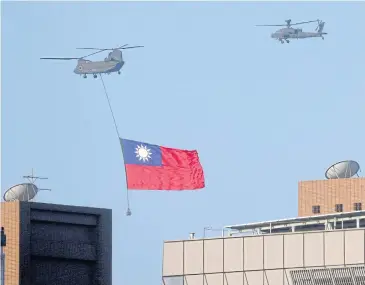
{"left": 256, "top": 19, "right": 318, "bottom": 27}
{"left": 40, "top": 57, "right": 80, "bottom": 60}
{"left": 76, "top": 48, "right": 113, "bottom": 50}
{"left": 120, "top": 45, "right": 144, "bottom": 49}
{"left": 289, "top": 20, "right": 319, "bottom": 26}
{"left": 256, "top": 24, "right": 287, "bottom": 27}
{"left": 80, "top": 50, "right": 110, "bottom": 59}
{"left": 76, "top": 44, "right": 129, "bottom": 51}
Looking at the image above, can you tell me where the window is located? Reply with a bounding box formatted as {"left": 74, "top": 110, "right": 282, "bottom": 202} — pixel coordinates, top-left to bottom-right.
{"left": 335, "top": 204, "right": 343, "bottom": 212}
{"left": 163, "top": 276, "right": 184, "bottom": 285}
{"left": 354, "top": 202, "right": 362, "bottom": 211}
{"left": 312, "top": 205, "right": 320, "bottom": 214}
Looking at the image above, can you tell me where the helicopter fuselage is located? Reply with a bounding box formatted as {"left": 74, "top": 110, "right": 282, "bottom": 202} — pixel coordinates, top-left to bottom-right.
{"left": 74, "top": 59, "right": 125, "bottom": 75}
{"left": 271, "top": 27, "right": 327, "bottom": 42}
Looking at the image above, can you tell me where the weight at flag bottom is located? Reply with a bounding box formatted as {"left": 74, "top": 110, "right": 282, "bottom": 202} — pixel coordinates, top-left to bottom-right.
{"left": 120, "top": 138, "right": 205, "bottom": 190}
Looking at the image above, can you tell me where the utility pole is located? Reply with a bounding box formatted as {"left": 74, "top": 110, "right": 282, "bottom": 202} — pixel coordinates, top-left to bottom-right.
{"left": 1, "top": 227, "right": 6, "bottom": 285}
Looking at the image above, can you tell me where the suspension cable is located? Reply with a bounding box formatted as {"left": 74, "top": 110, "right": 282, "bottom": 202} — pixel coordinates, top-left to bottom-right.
{"left": 100, "top": 73, "right": 131, "bottom": 215}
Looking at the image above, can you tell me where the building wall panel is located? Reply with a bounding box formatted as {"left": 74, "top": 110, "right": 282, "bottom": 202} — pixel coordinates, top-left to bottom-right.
{"left": 264, "top": 235, "right": 283, "bottom": 269}
{"left": 204, "top": 239, "right": 223, "bottom": 273}
{"left": 283, "top": 270, "right": 291, "bottom": 285}
{"left": 324, "top": 231, "right": 344, "bottom": 266}
{"left": 163, "top": 242, "right": 184, "bottom": 276}
{"left": 184, "top": 241, "right": 203, "bottom": 275}
{"left": 284, "top": 234, "right": 303, "bottom": 268}
{"left": 205, "top": 273, "right": 223, "bottom": 285}
{"left": 185, "top": 275, "right": 203, "bottom": 285}
{"left": 304, "top": 232, "right": 324, "bottom": 267}
{"left": 265, "top": 270, "right": 283, "bottom": 285}
{"left": 224, "top": 238, "right": 243, "bottom": 272}
{"left": 224, "top": 272, "right": 243, "bottom": 285}
{"left": 244, "top": 236, "right": 263, "bottom": 271}
{"left": 30, "top": 258, "right": 93, "bottom": 285}
{"left": 163, "top": 229, "right": 365, "bottom": 285}
{"left": 245, "top": 271, "right": 263, "bottom": 285}
{"left": 345, "top": 230, "right": 364, "bottom": 264}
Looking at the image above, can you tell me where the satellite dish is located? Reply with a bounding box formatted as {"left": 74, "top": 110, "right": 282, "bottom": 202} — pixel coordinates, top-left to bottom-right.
{"left": 2, "top": 169, "right": 51, "bottom": 202}
{"left": 325, "top": 160, "right": 360, "bottom": 179}
{"left": 3, "top": 183, "right": 39, "bottom": 202}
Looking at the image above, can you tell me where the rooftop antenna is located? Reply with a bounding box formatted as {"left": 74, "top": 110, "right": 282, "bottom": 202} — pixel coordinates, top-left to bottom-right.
{"left": 23, "top": 168, "right": 49, "bottom": 184}
{"left": 3, "top": 169, "right": 51, "bottom": 202}
{"left": 325, "top": 160, "right": 361, "bottom": 179}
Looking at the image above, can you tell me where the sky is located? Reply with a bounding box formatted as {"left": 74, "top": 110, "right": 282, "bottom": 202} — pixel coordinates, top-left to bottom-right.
{"left": 2, "top": 1, "right": 365, "bottom": 284}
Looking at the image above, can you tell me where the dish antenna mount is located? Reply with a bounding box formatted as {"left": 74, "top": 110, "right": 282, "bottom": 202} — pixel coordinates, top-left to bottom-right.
{"left": 3, "top": 169, "right": 51, "bottom": 202}
{"left": 325, "top": 160, "right": 361, "bottom": 179}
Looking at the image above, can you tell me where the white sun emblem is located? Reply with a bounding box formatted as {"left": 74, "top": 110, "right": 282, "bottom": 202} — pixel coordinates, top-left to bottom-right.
{"left": 135, "top": 144, "right": 152, "bottom": 162}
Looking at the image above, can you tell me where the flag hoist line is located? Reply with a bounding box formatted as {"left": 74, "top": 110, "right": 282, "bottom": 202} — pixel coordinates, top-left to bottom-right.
{"left": 99, "top": 74, "right": 132, "bottom": 216}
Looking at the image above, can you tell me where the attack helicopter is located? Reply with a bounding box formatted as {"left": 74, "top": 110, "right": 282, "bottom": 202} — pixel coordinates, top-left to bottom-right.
{"left": 40, "top": 44, "right": 143, "bottom": 78}
{"left": 256, "top": 19, "right": 327, "bottom": 44}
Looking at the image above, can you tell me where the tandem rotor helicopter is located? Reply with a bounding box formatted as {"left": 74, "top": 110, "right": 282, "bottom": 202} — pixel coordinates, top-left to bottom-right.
{"left": 256, "top": 19, "right": 327, "bottom": 44}
{"left": 40, "top": 44, "right": 143, "bottom": 78}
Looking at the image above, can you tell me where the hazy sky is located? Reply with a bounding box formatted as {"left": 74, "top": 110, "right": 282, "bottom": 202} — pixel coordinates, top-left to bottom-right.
{"left": 2, "top": 1, "right": 365, "bottom": 284}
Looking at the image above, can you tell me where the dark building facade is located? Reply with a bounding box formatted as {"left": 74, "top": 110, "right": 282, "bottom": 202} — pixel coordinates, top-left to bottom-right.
{"left": 0, "top": 201, "right": 112, "bottom": 285}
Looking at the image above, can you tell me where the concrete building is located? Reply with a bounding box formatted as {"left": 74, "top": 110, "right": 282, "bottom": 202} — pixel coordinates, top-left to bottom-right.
{"left": 0, "top": 201, "right": 112, "bottom": 285}
{"left": 162, "top": 174, "right": 365, "bottom": 285}
{"left": 298, "top": 178, "right": 365, "bottom": 216}
{"left": 162, "top": 210, "right": 365, "bottom": 285}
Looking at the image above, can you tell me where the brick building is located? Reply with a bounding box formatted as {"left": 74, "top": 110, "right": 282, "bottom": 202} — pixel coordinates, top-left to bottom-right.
{"left": 298, "top": 178, "right": 365, "bottom": 217}
{"left": 0, "top": 201, "right": 112, "bottom": 285}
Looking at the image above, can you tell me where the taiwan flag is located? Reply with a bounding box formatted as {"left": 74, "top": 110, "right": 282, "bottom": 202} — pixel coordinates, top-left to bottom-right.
{"left": 120, "top": 138, "right": 205, "bottom": 190}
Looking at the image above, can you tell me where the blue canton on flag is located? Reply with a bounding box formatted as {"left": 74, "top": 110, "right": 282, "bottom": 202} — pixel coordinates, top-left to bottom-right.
{"left": 120, "top": 138, "right": 162, "bottom": 166}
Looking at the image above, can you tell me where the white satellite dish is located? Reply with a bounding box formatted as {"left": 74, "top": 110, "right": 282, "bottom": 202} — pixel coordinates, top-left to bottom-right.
{"left": 3, "top": 183, "right": 39, "bottom": 202}
{"left": 325, "top": 160, "right": 360, "bottom": 179}
{"left": 2, "top": 169, "right": 51, "bottom": 202}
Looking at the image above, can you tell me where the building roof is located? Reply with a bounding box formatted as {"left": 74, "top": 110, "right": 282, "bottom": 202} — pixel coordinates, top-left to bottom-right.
{"left": 224, "top": 210, "right": 365, "bottom": 236}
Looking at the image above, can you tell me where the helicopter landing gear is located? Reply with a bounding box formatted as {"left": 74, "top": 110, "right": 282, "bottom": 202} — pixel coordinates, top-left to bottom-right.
{"left": 93, "top": 74, "right": 97, "bottom": 78}
{"left": 83, "top": 74, "right": 87, "bottom": 79}
{"left": 118, "top": 71, "right": 121, "bottom": 75}
{"left": 322, "top": 36, "right": 324, "bottom": 40}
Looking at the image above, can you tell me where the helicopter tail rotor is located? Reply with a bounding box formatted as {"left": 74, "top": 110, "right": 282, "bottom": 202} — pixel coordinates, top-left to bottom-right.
{"left": 316, "top": 20, "right": 325, "bottom": 33}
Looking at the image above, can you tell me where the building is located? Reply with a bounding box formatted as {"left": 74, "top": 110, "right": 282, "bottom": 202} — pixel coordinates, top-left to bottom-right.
{"left": 298, "top": 178, "right": 365, "bottom": 217}
{"left": 0, "top": 201, "right": 112, "bottom": 285}
{"left": 162, "top": 210, "right": 365, "bottom": 285}
{"left": 162, "top": 174, "right": 365, "bottom": 285}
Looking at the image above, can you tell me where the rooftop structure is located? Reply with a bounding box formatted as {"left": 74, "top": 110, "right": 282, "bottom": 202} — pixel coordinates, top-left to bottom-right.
{"left": 225, "top": 209, "right": 365, "bottom": 236}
